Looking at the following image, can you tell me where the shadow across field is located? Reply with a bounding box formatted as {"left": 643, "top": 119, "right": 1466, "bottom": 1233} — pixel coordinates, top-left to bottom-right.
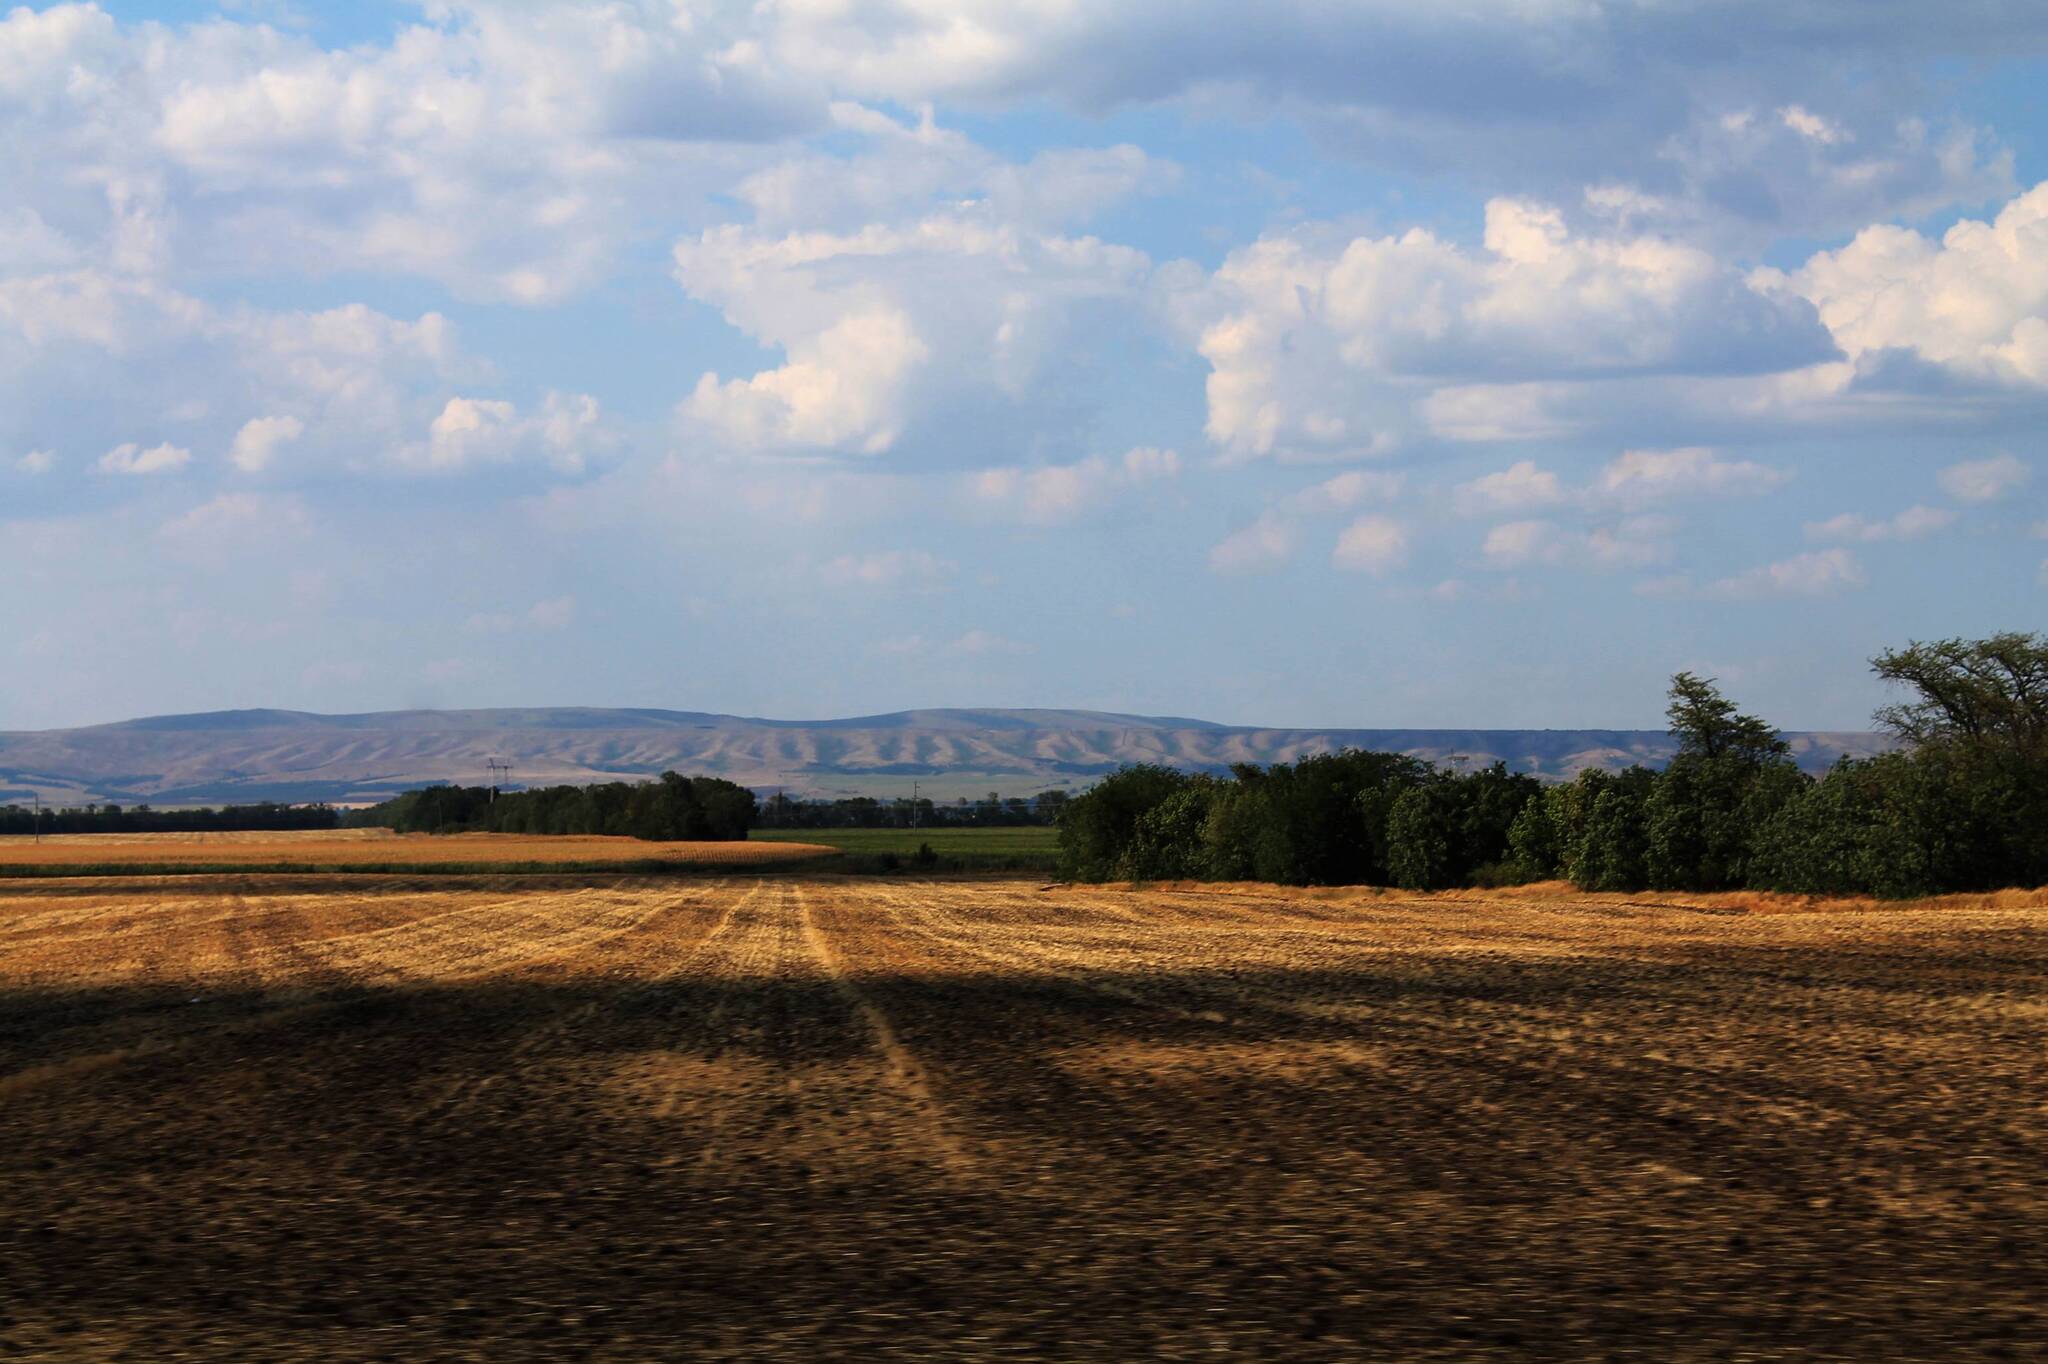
{"left": 2, "top": 915, "right": 2045, "bottom": 1361}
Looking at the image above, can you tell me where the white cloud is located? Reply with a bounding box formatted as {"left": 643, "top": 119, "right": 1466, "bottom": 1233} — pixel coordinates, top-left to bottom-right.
{"left": 674, "top": 214, "right": 1149, "bottom": 459}
{"left": 1212, "top": 470, "right": 1404, "bottom": 574}
{"left": 1758, "top": 183, "right": 2048, "bottom": 389}
{"left": 753, "top": 5, "right": 2019, "bottom": 238}
{"left": 1805, "top": 505, "right": 1958, "bottom": 542}
{"left": 1454, "top": 459, "right": 1564, "bottom": 514}
{"left": 98, "top": 441, "right": 189, "bottom": 475}
{"left": 16, "top": 449, "right": 53, "bottom": 474}
{"left": 0, "top": 3, "right": 824, "bottom": 305}
{"left": 1482, "top": 519, "right": 1562, "bottom": 568}
{"left": 1591, "top": 446, "right": 1787, "bottom": 505}
{"left": 1184, "top": 196, "right": 1833, "bottom": 461}
{"left": 1332, "top": 515, "right": 1410, "bottom": 575}
{"left": 228, "top": 414, "right": 304, "bottom": 473}
{"left": 409, "top": 392, "right": 606, "bottom": 474}
{"left": 735, "top": 105, "right": 1174, "bottom": 234}
{"left": 1, "top": 273, "right": 475, "bottom": 485}
{"left": 1282, "top": 470, "right": 1403, "bottom": 514}
{"left": 969, "top": 446, "right": 1180, "bottom": 525}
{"left": 1778, "top": 106, "right": 1849, "bottom": 146}
{"left": 1938, "top": 453, "right": 2030, "bottom": 503}
{"left": 1481, "top": 516, "right": 1673, "bottom": 570}
{"left": 1209, "top": 512, "right": 1299, "bottom": 575}
{"left": 820, "top": 549, "right": 951, "bottom": 590}
{"left": 1703, "top": 548, "right": 1867, "bottom": 599}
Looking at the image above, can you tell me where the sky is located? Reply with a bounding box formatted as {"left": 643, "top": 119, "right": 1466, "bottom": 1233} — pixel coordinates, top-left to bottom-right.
{"left": 2, "top": 1, "right": 2045, "bottom": 733}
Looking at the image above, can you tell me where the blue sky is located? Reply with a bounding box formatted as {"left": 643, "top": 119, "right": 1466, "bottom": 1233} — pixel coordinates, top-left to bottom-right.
{"left": 3, "top": 2, "right": 2045, "bottom": 733}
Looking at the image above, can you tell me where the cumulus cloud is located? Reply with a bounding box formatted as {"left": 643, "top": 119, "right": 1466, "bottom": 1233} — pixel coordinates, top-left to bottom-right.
{"left": 675, "top": 214, "right": 1150, "bottom": 459}
{"left": 1758, "top": 184, "right": 2048, "bottom": 390}
{"left": 735, "top": 104, "right": 1175, "bottom": 234}
{"left": 1703, "top": 548, "right": 1867, "bottom": 599}
{"left": 1452, "top": 447, "right": 1783, "bottom": 519}
{"left": 751, "top": 3, "right": 2022, "bottom": 236}
{"left": 1283, "top": 470, "right": 1403, "bottom": 514}
{"left": 408, "top": 392, "right": 607, "bottom": 475}
{"left": 968, "top": 447, "right": 1180, "bottom": 525}
{"left": 1331, "top": 515, "right": 1410, "bottom": 575}
{"left": 1184, "top": 196, "right": 1834, "bottom": 461}
{"left": 16, "top": 449, "right": 53, "bottom": 475}
{"left": 228, "top": 414, "right": 304, "bottom": 473}
{"left": 98, "top": 441, "right": 189, "bottom": 475}
{"left": 1938, "top": 453, "right": 2030, "bottom": 502}
{"left": 1591, "top": 447, "right": 1788, "bottom": 506}
{"left": 1805, "top": 506, "right": 1958, "bottom": 542}
{"left": 1454, "top": 460, "right": 1565, "bottom": 514}
{"left": 0, "top": 274, "right": 476, "bottom": 485}
{"left": 1208, "top": 512, "right": 1299, "bottom": 575}
{"left": 1210, "top": 470, "right": 1403, "bottom": 573}
{"left": 1481, "top": 516, "right": 1674, "bottom": 571}
{"left": 0, "top": 3, "right": 825, "bottom": 304}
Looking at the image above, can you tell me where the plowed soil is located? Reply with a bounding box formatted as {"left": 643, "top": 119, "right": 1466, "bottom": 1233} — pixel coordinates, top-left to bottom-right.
{"left": 0, "top": 875, "right": 2042, "bottom": 1360}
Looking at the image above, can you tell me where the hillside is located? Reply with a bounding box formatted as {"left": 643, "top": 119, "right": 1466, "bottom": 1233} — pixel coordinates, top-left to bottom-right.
{"left": 0, "top": 707, "right": 1895, "bottom": 807}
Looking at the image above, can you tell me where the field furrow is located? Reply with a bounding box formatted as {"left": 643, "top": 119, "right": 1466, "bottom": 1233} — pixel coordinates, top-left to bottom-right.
{"left": 0, "top": 870, "right": 2043, "bottom": 1360}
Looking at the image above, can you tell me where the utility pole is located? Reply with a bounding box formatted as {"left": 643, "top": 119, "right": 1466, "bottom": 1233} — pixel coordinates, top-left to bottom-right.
{"left": 32, "top": 792, "right": 42, "bottom": 846}
{"left": 912, "top": 781, "right": 919, "bottom": 829}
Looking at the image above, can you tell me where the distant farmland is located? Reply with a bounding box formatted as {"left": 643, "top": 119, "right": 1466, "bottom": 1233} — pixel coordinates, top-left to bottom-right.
{"left": 753, "top": 825, "right": 1058, "bottom": 871}
{"left": 0, "top": 829, "right": 835, "bottom": 877}
{"left": 1, "top": 858, "right": 2042, "bottom": 1358}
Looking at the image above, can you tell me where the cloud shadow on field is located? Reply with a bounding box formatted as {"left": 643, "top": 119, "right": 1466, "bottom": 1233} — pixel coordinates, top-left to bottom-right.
{"left": 0, "top": 891, "right": 2043, "bottom": 1360}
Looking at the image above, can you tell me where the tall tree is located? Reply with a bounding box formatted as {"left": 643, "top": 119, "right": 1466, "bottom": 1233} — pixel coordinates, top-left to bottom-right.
{"left": 1666, "top": 671, "right": 1789, "bottom": 765}
{"left": 1871, "top": 632, "right": 2048, "bottom": 756}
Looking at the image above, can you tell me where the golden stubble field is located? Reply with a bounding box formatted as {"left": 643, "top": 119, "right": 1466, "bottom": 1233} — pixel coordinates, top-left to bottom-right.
{"left": 0, "top": 828, "right": 835, "bottom": 872}
{"left": 0, "top": 869, "right": 2043, "bottom": 1360}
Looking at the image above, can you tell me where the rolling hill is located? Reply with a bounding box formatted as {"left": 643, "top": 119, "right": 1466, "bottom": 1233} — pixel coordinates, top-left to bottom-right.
{"left": 0, "top": 707, "right": 1896, "bottom": 807}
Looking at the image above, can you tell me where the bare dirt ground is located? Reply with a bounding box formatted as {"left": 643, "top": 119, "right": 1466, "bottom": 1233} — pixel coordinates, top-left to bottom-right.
{"left": 0, "top": 830, "right": 833, "bottom": 872}
{"left": 0, "top": 875, "right": 2042, "bottom": 1360}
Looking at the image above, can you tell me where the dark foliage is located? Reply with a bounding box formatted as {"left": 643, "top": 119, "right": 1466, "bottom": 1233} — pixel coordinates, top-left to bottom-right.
{"left": 355, "top": 772, "right": 756, "bottom": 841}
{"left": 0, "top": 801, "right": 338, "bottom": 836}
{"left": 1057, "top": 641, "right": 2048, "bottom": 896}
{"left": 755, "top": 790, "right": 1066, "bottom": 828}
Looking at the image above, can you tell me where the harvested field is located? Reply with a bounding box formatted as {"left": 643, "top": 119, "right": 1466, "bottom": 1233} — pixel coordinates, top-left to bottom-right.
{"left": 0, "top": 829, "right": 835, "bottom": 875}
{"left": 1, "top": 875, "right": 2043, "bottom": 1359}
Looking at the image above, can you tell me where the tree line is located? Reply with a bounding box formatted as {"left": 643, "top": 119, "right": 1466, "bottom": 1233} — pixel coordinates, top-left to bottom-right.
{"left": 1057, "top": 633, "right": 2048, "bottom": 898}
{"left": 351, "top": 772, "right": 757, "bottom": 841}
{"left": 0, "top": 801, "right": 340, "bottom": 837}
{"left": 757, "top": 790, "right": 1069, "bottom": 829}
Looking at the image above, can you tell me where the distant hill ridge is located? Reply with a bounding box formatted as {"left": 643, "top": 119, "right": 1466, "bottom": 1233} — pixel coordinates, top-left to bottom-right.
{"left": 0, "top": 706, "right": 1896, "bottom": 807}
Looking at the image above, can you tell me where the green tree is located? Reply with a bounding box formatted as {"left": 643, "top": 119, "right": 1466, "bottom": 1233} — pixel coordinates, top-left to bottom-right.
{"left": 1647, "top": 673, "right": 1799, "bottom": 890}
{"left": 1056, "top": 765, "right": 1190, "bottom": 881}
{"left": 1385, "top": 784, "right": 1457, "bottom": 890}
{"left": 1570, "top": 768, "right": 1654, "bottom": 891}
{"left": 1871, "top": 632, "right": 2048, "bottom": 756}
{"left": 1507, "top": 793, "right": 1562, "bottom": 880}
